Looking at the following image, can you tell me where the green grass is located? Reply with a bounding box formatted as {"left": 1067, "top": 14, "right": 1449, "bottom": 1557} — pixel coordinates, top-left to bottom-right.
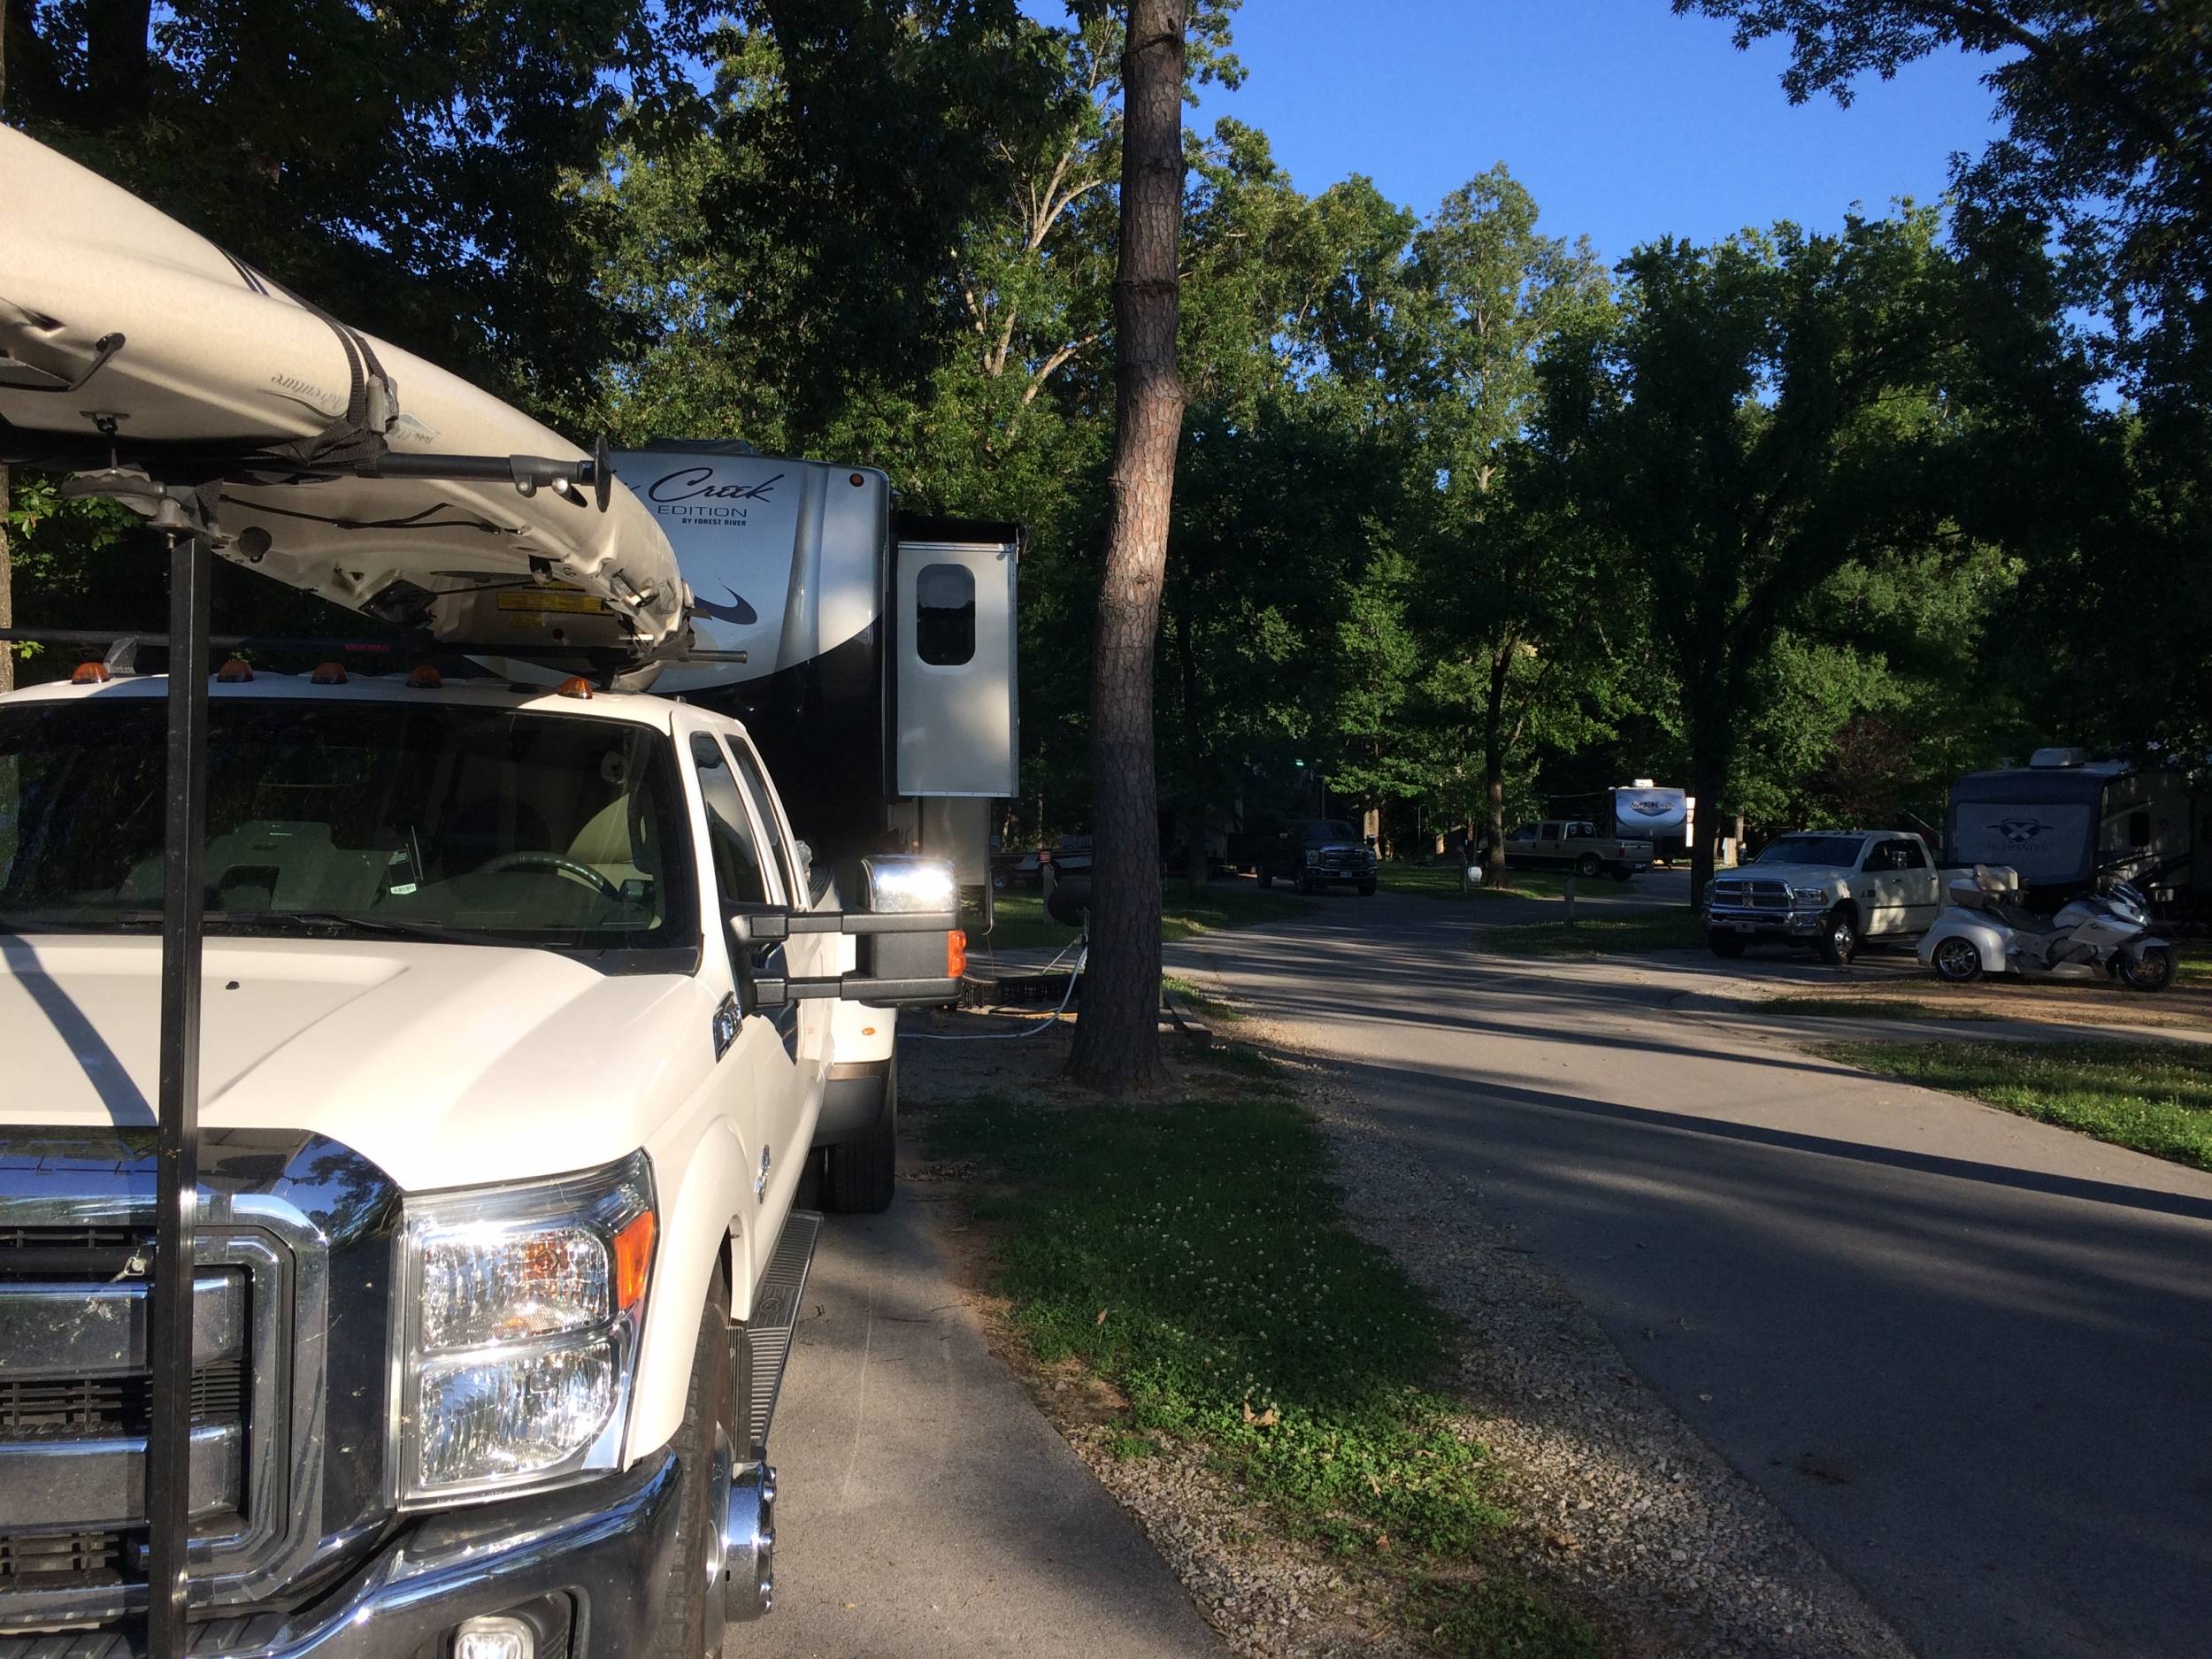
{"left": 1377, "top": 861, "right": 1580, "bottom": 902}
{"left": 1475, "top": 909, "right": 1708, "bottom": 957}
{"left": 979, "top": 885, "right": 1318, "bottom": 950}
{"left": 1767, "top": 996, "right": 1998, "bottom": 1022}
{"left": 2179, "top": 944, "right": 2210, "bottom": 987}
{"left": 1825, "top": 1039, "right": 2212, "bottom": 1171}
{"left": 1162, "top": 973, "right": 1245, "bottom": 1025}
{"left": 930, "top": 1087, "right": 1598, "bottom": 1656}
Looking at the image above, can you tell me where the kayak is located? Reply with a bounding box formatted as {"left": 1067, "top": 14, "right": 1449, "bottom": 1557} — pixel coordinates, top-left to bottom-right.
{"left": 0, "top": 127, "right": 686, "bottom": 658}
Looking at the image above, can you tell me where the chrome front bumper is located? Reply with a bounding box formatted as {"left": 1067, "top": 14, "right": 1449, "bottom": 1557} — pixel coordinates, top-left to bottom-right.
{"left": 1704, "top": 904, "right": 1824, "bottom": 937}
{"left": 0, "top": 1451, "right": 683, "bottom": 1659}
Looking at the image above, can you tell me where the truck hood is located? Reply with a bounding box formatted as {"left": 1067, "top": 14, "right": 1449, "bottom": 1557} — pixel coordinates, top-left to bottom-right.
{"left": 0, "top": 934, "right": 705, "bottom": 1191}
{"left": 1714, "top": 864, "right": 1844, "bottom": 887}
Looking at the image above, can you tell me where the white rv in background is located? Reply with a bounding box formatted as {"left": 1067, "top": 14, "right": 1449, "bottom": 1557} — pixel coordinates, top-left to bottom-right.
{"left": 614, "top": 442, "right": 1020, "bottom": 923}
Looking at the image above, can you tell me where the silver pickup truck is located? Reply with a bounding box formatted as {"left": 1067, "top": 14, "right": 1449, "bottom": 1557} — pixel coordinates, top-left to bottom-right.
{"left": 1705, "top": 829, "right": 1942, "bottom": 964}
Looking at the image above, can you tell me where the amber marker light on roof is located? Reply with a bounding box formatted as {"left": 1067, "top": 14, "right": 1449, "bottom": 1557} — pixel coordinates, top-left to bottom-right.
{"left": 215, "top": 658, "right": 254, "bottom": 682}
{"left": 557, "top": 676, "right": 594, "bottom": 699}
{"left": 70, "top": 661, "right": 111, "bottom": 684}
{"left": 311, "top": 662, "right": 348, "bottom": 685}
{"left": 405, "top": 664, "right": 443, "bottom": 688}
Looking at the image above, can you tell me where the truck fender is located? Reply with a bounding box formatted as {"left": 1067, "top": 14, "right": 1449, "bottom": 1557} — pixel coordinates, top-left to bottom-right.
{"left": 626, "top": 1109, "right": 754, "bottom": 1464}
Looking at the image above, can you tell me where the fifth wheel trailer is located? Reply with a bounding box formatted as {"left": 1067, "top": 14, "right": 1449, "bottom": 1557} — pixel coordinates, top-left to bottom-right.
{"left": 610, "top": 441, "right": 1020, "bottom": 926}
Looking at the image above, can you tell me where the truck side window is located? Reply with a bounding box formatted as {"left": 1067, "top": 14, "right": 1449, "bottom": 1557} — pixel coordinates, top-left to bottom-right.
{"left": 689, "top": 733, "right": 776, "bottom": 910}
{"left": 1891, "top": 839, "right": 1928, "bottom": 869}
{"left": 723, "top": 735, "right": 799, "bottom": 902}
{"left": 916, "top": 564, "right": 976, "bottom": 666}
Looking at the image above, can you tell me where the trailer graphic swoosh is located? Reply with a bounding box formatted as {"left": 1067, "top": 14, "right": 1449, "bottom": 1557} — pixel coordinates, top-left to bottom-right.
{"left": 693, "top": 587, "right": 758, "bottom": 626}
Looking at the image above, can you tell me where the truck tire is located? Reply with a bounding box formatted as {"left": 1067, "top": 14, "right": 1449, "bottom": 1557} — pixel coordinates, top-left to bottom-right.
{"left": 1608, "top": 864, "right": 1634, "bottom": 883}
{"left": 648, "top": 1273, "right": 738, "bottom": 1659}
{"left": 1707, "top": 931, "right": 1747, "bottom": 958}
{"left": 1817, "top": 904, "right": 1860, "bottom": 967}
{"left": 1576, "top": 853, "right": 1602, "bottom": 879}
{"left": 821, "top": 1056, "right": 897, "bottom": 1214}
{"left": 1356, "top": 879, "right": 1377, "bottom": 896}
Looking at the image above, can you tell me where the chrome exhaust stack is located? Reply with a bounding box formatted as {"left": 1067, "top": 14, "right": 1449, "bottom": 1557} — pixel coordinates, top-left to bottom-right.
{"left": 721, "top": 1461, "right": 776, "bottom": 1621}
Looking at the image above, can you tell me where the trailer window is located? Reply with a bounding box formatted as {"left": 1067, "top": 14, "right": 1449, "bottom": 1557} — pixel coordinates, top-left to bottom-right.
{"left": 915, "top": 564, "right": 976, "bottom": 666}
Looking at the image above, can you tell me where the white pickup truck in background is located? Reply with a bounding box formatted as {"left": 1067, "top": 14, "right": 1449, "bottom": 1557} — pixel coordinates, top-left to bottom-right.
{"left": 1502, "top": 819, "right": 1654, "bottom": 881}
{"left": 1704, "top": 829, "right": 1943, "bottom": 964}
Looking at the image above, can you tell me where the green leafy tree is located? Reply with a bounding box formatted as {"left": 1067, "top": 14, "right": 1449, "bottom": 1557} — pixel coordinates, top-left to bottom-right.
{"left": 1348, "top": 168, "right": 1613, "bottom": 881}
{"left": 1537, "top": 208, "right": 2072, "bottom": 906}
{"left": 1676, "top": 0, "right": 2212, "bottom": 754}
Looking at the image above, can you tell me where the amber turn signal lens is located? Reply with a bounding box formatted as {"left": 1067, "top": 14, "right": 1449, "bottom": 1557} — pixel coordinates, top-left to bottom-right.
{"left": 405, "top": 664, "right": 442, "bottom": 688}
{"left": 215, "top": 657, "right": 254, "bottom": 682}
{"left": 311, "top": 661, "right": 348, "bottom": 685}
{"left": 947, "top": 928, "right": 968, "bottom": 979}
{"left": 612, "top": 1210, "right": 656, "bottom": 1313}
{"left": 70, "top": 661, "right": 111, "bottom": 685}
{"left": 557, "top": 675, "right": 593, "bottom": 699}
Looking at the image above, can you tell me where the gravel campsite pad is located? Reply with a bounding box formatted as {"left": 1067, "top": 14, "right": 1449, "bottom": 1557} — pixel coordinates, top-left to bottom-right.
{"left": 901, "top": 1002, "right": 1911, "bottom": 1659}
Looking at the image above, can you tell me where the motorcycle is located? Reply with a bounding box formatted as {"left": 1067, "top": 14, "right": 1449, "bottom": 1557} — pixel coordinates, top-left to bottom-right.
{"left": 1917, "top": 865, "right": 2177, "bottom": 992}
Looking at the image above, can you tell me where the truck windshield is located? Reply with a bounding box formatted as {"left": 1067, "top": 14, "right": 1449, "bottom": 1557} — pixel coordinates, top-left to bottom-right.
{"left": 0, "top": 697, "right": 698, "bottom": 963}
{"left": 1304, "top": 821, "right": 1359, "bottom": 843}
{"left": 1753, "top": 834, "right": 1868, "bottom": 867}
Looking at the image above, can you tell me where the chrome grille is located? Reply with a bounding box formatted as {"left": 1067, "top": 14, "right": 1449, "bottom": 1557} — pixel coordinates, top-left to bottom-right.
{"left": 0, "top": 1528, "right": 129, "bottom": 1592}
{"left": 0, "top": 1228, "right": 265, "bottom": 1601}
{"left": 1710, "top": 879, "right": 1791, "bottom": 910}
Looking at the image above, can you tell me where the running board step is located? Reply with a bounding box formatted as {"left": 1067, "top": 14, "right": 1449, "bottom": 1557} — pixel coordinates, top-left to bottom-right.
{"left": 741, "top": 1210, "right": 820, "bottom": 1458}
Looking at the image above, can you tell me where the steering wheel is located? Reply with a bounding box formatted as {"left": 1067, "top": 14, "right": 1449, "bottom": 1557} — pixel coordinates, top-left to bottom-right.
{"left": 477, "top": 851, "right": 625, "bottom": 903}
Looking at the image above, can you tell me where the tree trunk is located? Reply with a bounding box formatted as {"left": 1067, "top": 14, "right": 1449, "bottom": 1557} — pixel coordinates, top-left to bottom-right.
{"left": 1688, "top": 743, "right": 1727, "bottom": 917}
{"left": 83, "top": 0, "right": 152, "bottom": 129}
{"left": 1481, "top": 641, "right": 1510, "bottom": 887}
{"left": 0, "top": 464, "right": 12, "bottom": 695}
{"left": 1067, "top": 0, "right": 1186, "bottom": 1094}
{"left": 1173, "top": 607, "right": 1208, "bottom": 900}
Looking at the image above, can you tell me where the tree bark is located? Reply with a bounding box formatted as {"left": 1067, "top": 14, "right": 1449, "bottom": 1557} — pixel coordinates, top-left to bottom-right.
{"left": 1481, "top": 641, "right": 1510, "bottom": 887}
{"left": 83, "top": 0, "right": 152, "bottom": 129}
{"left": 0, "top": 464, "right": 12, "bottom": 695}
{"left": 1068, "top": 0, "right": 1187, "bottom": 1094}
{"left": 1688, "top": 741, "right": 1727, "bottom": 918}
{"left": 1173, "top": 608, "right": 1208, "bottom": 900}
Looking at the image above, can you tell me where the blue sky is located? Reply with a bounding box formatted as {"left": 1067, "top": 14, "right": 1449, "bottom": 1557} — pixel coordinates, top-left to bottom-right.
{"left": 1181, "top": 0, "right": 2005, "bottom": 265}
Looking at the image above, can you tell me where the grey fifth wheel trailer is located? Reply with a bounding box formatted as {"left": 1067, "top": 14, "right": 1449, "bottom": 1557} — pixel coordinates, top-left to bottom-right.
{"left": 1946, "top": 749, "right": 2198, "bottom": 914}
{"left": 611, "top": 442, "right": 1020, "bottom": 927}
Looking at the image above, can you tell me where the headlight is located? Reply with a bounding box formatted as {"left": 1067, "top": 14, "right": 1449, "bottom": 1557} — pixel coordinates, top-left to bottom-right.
{"left": 395, "top": 1152, "right": 657, "bottom": 1506}
{"left": 1787, "top": 886, "right": 1830, "bottom": 904}
{"left": 1304, "top": 850, "right": 1323, "bottom": 865}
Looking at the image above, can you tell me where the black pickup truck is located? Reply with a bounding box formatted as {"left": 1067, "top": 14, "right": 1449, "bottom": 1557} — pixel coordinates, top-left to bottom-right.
{"left": 1255, "top": 818, "right": 1379, "bottom": 895}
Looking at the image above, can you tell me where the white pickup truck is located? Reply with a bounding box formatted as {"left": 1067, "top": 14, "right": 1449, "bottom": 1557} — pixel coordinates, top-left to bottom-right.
{"left": 1704, "top": 829, "right": 1943, "bottom": 964}
{"left": 0, "top": 126, "right": 1010, "bottom": 1659}
{"left": 1502, "top": 819, "right": 1653, "bottom": 881}
{"left": 0, "top": 662, "right": 956, "bottom": 1657}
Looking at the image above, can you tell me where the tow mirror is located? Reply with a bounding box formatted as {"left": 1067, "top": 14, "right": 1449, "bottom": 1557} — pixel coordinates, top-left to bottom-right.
{"left": 726, "top": 911, "right": 767, "bottom": 1018}
{"left": 725, "top": 856, "right": 964, "bottom": 1010}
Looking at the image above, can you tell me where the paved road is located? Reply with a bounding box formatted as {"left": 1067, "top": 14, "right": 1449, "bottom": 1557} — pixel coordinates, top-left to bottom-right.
{"left": 755, "top": 1177, "right": 1223, "bottom": 1659}
{"left": 1178, "top": 890, "right": 2212, "bottom": 1659}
